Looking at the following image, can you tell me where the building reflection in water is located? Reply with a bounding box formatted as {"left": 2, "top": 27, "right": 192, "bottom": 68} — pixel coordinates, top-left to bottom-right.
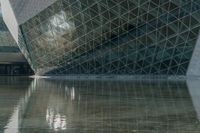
{"left": 0, "top": 77, "right": 32, "bottom": 133}
{"left": 1, "top": 77, "right": 200, "bottom": 132}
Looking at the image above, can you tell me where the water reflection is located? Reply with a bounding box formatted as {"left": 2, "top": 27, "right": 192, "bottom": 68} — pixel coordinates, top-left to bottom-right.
{"left": 1, "top": 77, "right": 200, "bottom": 132}
{"left": 0, "top": 77, "right": 32, "bottom": 133}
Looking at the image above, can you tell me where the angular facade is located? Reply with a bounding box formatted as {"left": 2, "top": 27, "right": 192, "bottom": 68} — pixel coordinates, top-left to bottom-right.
{"left": 0, "top": 6, "right": 33, "bottom": 75}
{"left": 2, "top": 0, "right": 200, "bottom": 76}
{"left": 0, "top": 8, "right": 17, "bottom": 51}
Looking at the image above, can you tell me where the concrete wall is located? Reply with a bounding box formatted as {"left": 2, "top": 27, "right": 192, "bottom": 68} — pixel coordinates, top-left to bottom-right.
{"left": 0, "top": 53, "right": 26, "bottom": 63}
{"left": 187, "top": 33, "right": 200, "bottom": 77}
{"left": 1, "top": 0, "right": 19, "bottom": 42}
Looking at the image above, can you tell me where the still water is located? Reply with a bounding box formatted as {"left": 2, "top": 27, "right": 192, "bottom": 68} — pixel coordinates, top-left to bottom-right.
{"left": 0, "top": 77, "right": 200, "bottom": 133}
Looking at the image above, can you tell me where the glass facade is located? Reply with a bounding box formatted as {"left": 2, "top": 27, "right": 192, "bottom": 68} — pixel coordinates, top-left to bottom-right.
{"left": 19, "top": 0, "right": 200, "bottom": 75}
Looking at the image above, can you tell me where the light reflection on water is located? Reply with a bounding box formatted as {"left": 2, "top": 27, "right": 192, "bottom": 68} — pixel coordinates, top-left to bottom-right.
{"left": 0, "top": 77, "right": 200, "bottom": 132}
{"left": 46, "top": 108, "right": 67, "bottom": 131}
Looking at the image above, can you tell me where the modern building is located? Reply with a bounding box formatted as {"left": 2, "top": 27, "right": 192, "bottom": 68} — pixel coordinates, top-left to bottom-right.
{"left": 0, "top": 5, "right": 33, "bottom": 75}
{"left": 1, "top": 0, "right": 200, "bottom": 76}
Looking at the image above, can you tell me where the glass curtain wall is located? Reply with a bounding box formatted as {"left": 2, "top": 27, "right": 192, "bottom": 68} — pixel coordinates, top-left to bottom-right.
{"left": 20, "top": 0, "right": 200, "bottom": 75}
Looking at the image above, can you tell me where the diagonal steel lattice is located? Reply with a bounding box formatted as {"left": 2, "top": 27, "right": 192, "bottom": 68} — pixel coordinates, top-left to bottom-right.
{"left": 18, "top": 0, "right": 200, "bottom": 75}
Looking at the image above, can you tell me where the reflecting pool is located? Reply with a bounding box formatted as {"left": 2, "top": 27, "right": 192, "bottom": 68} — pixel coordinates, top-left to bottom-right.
{"left": 0, "top": 77, "right": 200, "bottom": 133}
